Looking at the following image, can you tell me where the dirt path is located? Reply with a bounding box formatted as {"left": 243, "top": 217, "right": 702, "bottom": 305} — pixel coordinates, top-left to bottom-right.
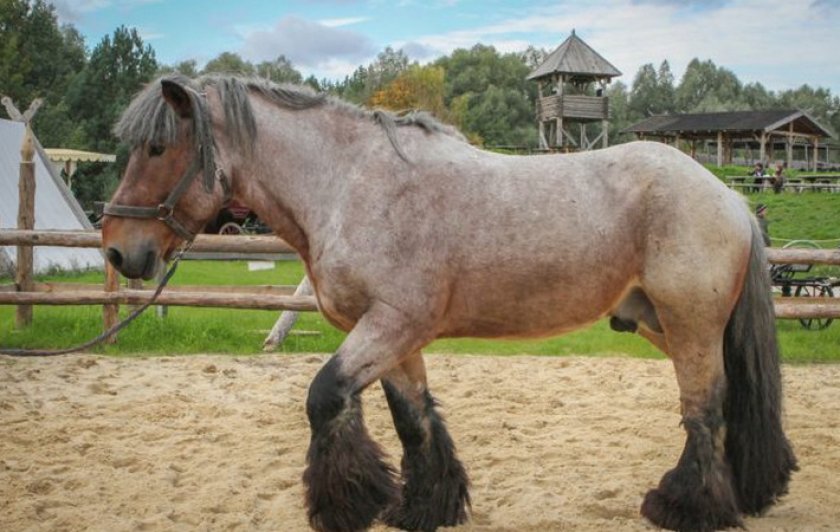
{"left": 1, "top": 354, "right": 838, "bottom": 531}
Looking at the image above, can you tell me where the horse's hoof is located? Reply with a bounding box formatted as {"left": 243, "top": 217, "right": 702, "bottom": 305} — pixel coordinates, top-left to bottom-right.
{"left": 641, "top": 486, "right": 742, "bottom": 532}
{"left": 381, "top": 475, "right": 470, "bottom": 532}
{"left": 382, "top": 498, "right": 469, "bottom": 532}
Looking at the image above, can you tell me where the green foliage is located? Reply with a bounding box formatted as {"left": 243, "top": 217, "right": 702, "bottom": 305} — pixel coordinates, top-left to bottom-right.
{"left": 0, "top": 0, "right": 86, "bottom": 147}
{"left": 256, "top": 55, "right": 303, "bottom": 84}
{"left": 202, "top": 51, "right": 255, "bottom": 76}
{"left": 333, "top": 46, "right": 411, "bottom": 104}
{"left": 434, "top": 44, "right": 537, "bottom": 147}
{"left": 59, "top": 25, "right": 157, "bottom": 210}
{"left": 629, "top": 61, "right": 676, "bottom": 118}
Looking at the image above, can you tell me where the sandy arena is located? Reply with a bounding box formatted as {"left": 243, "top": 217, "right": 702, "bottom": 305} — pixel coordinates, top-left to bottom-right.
{"left": 1, "top": 353, "right": 838, "bottom": 531}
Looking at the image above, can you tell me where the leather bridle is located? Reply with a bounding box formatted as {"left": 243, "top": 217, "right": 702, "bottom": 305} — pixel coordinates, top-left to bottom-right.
{"left": 103, "top": 145, "right": 232, "bottom": 241}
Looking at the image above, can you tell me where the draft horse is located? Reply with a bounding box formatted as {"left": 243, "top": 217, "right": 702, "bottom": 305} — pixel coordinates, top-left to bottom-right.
{"left": 102, "top": 75, "right": 796, "bottom": 532}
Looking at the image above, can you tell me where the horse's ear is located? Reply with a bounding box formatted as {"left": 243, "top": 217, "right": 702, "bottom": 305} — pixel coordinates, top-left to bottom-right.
{"left": 161, "top": 79, "right": 193, "bottom": 119}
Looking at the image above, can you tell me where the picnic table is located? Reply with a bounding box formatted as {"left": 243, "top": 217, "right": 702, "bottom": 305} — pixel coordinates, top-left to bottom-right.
{"left": 727, "top": 175, "right": 840, "bottom": 193}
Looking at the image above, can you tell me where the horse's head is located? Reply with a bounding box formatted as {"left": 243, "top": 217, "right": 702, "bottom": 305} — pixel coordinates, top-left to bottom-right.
{"left": 102, "top": 78, "right": 229, "bottom": 279}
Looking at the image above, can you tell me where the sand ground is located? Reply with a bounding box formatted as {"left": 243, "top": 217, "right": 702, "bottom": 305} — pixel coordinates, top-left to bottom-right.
{"left": 1, "top": 353, "right": 838, "bottom": 531}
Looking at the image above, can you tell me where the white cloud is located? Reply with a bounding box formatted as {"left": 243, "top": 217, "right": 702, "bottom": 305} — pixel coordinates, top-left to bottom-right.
{"left": 318, "top": 16, "right": 369, "bottom": 28}
{"left": 134, "top": 26, "right": 164, "bottom": 41}
{"left": 51, "top": 0, "right": 111, "bottom": 22}
{"left": 240, "top": 15, "right": 376, "bottom": 69}
{"left": 395, "top": 0, "right": 840, "bottom": 92}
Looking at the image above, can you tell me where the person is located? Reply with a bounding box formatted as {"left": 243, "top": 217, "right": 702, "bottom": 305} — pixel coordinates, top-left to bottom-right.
{"left": 751, "top": 162, "right": 767, "bottom": 192}
{"left": 772, "top": 162, "right": 786, "bottom": 194}
{"left": 756, "top": 203, "right": 771, "bottom": 246}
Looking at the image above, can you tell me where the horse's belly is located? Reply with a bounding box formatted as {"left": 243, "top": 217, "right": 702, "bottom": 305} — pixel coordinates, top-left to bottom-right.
{"left": 439, "top": 283, "right": 615, "bottom": 339}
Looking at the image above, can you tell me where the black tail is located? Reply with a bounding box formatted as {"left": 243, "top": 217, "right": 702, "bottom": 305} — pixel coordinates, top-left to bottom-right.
{"left": 723, "top": 221, "right": 798, "bottom": 515}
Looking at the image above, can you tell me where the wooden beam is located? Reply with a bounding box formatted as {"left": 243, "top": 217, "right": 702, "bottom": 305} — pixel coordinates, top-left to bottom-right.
{"left": 25, "top": 281, "right": 298, "bottom": 296}
{"left": 0, "top": 230, "right": 296, "bottom": 254}
{"left": 765, "top": 247, "right": 840, "bottom": 265}
{"left": 3, "top": 290, "right": 835, "bottom": 320}
{"left": 0, "top": 290, "right": 319, "bottom": 312}
{"left": 774, "top": 299, "right": 840, "bottom": 319}
{"left": 716, "top": 131, "right": 723, "bottom": 167}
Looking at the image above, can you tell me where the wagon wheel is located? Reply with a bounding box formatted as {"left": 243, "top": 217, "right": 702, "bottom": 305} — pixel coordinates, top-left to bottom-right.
{"left": 218, "top": 221, "right": 243, "bottom": 235}
{"left": 794, "top": 283, "right": 835, "bottom": 330}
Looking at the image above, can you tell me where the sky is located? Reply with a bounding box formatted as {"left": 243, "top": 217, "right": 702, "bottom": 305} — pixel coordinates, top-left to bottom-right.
{"left": 52, "top": 0, "right": 840, "bottom": 95}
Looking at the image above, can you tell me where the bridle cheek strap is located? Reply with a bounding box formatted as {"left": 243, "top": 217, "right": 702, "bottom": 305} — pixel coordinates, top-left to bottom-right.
{"left": 104, "top": 150, "right": 232, "bottom": 242}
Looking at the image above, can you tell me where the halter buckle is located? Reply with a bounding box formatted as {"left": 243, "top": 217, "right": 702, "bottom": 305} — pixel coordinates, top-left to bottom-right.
{"left": 156, "top": 204, "right": 174, "bottom": 221}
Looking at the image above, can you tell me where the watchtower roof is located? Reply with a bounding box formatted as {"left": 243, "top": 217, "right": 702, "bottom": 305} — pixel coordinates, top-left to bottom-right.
{"left": 527, "top": 30, "right": 622, "bottom": 81}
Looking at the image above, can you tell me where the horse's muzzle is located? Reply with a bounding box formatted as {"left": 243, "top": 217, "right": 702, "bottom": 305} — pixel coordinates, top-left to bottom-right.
{"left": 105, "top": 243, "right": 160, "bottom": 280}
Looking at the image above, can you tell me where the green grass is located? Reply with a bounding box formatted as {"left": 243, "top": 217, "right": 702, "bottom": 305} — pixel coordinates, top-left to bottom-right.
{"left": 2, "top": 175, "right": 839, "bottom": 363}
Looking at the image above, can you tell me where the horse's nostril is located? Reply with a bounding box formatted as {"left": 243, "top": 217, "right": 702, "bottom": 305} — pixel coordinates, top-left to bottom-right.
{"left": 106, "top": 247, "right": 123, "bottom": 268}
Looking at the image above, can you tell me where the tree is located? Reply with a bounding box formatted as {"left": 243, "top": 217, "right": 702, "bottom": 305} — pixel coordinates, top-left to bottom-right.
{"left": 0, "top": 0, "right": 86, "bottom": 146}
{"left": 461, "top": 85, "right": 537, "bottom": 147}
{"left": 628, "top": 61, "right": 675, "bottom": 117}
{"left": 202, "top": 52, "right": 255, "bottom": 76}
{"left": 255, "top": 55, "right": 303, "bottom": 84}
{"left": 656, "top": 60, "right": 676, "bottom": 114}
{"left": 606, "top": 81, "right": 634, "bottom": 144}
{"left": 675, "top": 58, "right": 742, "bottom": 112}
{"left": 741, "top": 82, "right": 775, "bottom": 110}
{"left": 338, "top": 47, "right": 411, "bottom": 104}
{"left": 368, "top": 65, "right": 447, "bottom": 119}
{"left": 435, "top": 44, "right": 537, "bottom": 146}
{"left": 63, "top": 25, "right": 157, "bottom": 208}
{"left": 158, "top": 59, "right": 199, "bottom": 77}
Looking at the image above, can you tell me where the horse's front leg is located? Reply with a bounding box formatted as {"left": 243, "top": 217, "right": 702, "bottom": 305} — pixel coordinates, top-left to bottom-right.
{"left": 303, "top": 302, "right": 431, "bottom": 532}
{"left": 380, "top": 352, "right": 470, "bottom": 531}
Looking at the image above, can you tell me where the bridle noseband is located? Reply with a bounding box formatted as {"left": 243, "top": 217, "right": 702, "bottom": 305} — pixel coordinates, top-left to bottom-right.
{"left": 103, "top": 145, "right": 232, "bottom": 241}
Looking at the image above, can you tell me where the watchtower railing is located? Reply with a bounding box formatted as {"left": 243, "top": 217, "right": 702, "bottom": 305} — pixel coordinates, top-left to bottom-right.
{"left": 537, "top": 95, "right": 608, "bottom": 121}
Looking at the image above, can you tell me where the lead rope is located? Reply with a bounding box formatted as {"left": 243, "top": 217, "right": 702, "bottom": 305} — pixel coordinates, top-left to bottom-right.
{"left": 0, "top": 241, "right": 193, "bottom": 357}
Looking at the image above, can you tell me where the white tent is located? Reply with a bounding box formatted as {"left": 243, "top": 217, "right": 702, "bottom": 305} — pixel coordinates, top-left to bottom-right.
{"left": 1, "top": 118, "right": 103, "bottom": 275}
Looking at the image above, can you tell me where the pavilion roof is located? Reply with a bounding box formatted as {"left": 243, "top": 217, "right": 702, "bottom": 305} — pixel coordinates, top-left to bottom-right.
{"left": 527, "top": 30, "right": 622, "bottom": 81}
{"left": 623, "top": 109, "right": 834, "bottom": 138}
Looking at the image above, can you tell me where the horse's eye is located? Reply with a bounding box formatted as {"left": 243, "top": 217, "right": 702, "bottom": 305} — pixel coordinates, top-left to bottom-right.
{"left": 148, "top": 144, "right": 165, "bottom": 157}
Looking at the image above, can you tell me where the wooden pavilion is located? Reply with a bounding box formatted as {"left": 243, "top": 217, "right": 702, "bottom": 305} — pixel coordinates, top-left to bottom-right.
{"left": 528, "top": 30, "right": 621, "bottom": 150}
{"left": 43, "top": 148, "right": 116, "bottom": 191}
{"left": 623, "top": 109, "right": 835, "bottom": 169}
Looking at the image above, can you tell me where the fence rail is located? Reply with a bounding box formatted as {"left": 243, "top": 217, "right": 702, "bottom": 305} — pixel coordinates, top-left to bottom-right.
{"left": 2, "top": 229, "right": 840, "bottom": 344}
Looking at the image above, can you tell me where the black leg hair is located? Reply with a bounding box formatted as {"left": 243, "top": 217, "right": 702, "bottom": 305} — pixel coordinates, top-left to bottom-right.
{"left": 641, "top": 382, "right": 742, "bottom": 532}
{"left": 381, "top": 378, "right": 470, "bottom": 531}
{"left": 303, "top": 356, "right": 399, "bottom": 532}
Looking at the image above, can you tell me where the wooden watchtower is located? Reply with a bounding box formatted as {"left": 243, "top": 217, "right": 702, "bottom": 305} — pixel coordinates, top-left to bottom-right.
{"left": 528, "top": 30, "right": 621, "bottom": 150}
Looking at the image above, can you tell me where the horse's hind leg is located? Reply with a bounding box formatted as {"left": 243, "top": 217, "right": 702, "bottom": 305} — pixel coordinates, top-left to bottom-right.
{"left": 640, "top": 318, "right": 742, "bottom": 531}
{"left": 380, "top": 352, "right": 470, "bottom": 531}
{"left": 303, "top": 303, "right": 431, "bottom": 532}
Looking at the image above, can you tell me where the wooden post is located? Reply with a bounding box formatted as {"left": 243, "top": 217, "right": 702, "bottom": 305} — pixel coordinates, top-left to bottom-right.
{"left": 602, "top": 119, "right": 608, "bottom": 149}
{"left": 4, "top": 97, "right": 43, "bottom": 328}
{"left": 759, "top": 131, "right": 767, "bottom": 165}
{"left": 128, "top": 278, "right": 143, "bottom": 312}
{"left": 263, "top": 275, "right": 312, "bottom": 351}
{"left": 786, "top": 122, "right": 793, "bottom": 170}
{"left": 15, "top": 124, "right": 36, "bottom": 328}
{"left": 103, "top": 262, "right": 119, "bottom": 343}
{"left": 716, "top": 131, "right": 723, "bottom": 167}
{"left": 813, "top": 136, "right": 819, "bottom": 171}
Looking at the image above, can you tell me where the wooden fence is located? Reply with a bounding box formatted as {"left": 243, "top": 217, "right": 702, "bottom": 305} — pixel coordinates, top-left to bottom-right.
{"left": 1, "top": 229, "right": 317, "bottom": 344}
{"left": 3, "top": 229, "right": 840, "bottom": 341}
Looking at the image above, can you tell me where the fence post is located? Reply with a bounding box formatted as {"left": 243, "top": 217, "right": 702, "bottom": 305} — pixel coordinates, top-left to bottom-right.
{"left": 15, "top": 122, "right": 36, "bottom": 327}
{"left": 103, "top": 262, "right": 119, "bottom": 343}
{"left": 3, "top": 96, "right": 42, "bottom": 329}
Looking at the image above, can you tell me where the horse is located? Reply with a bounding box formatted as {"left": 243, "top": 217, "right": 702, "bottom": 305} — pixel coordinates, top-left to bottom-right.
{"left": 101, "top": 74, "right": 797, "bottom": 532}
